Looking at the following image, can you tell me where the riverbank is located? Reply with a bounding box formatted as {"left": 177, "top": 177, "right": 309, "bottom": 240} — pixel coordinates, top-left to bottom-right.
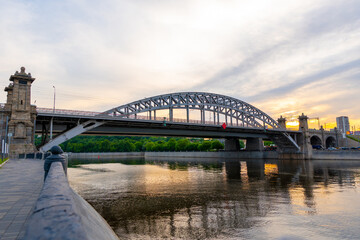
{"left": 67, "top": 151, "right": 360, "bottom": 161}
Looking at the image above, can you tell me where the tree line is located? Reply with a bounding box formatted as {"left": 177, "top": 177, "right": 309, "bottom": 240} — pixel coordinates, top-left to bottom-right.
{"left": 36, "top": 136, "right": 229, "bottom": 153}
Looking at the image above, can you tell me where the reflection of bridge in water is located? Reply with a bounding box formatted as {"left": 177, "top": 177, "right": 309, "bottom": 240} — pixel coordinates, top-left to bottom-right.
{"left": 0, "top": 67, "right": 344, "bottom": 159}
{"left": 71, "top": 158, "right": 360, "bottom": 239}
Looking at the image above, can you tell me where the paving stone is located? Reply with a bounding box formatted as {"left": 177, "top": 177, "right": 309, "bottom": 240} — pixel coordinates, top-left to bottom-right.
{"left": 0, "top": 159, "right": 43, "bottom": 238}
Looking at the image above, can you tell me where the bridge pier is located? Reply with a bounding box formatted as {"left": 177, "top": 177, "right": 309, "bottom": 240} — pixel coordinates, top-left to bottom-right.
{"left": 245, "top": 137, "right": 264, "bottom": 151}
{"left": 225, "top": 138, "right": 240, "bottom": 151}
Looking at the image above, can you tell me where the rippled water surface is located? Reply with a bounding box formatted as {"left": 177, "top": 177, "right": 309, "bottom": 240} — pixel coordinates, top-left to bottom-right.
{"left": 68, "top": 158, "right": 360, "bottom": 239}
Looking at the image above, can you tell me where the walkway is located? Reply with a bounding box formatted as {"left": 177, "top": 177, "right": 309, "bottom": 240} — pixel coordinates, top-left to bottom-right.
{"left": 0, "top": 159, "right": 43, "bottom": 240}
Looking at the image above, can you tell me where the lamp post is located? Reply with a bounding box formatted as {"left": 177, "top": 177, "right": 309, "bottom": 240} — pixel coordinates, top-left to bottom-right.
{"left": 50, "top": 86, "right": 55, "bottom": 140}
{"left": 53, "top": 86, "right": 56, "bottom": 113}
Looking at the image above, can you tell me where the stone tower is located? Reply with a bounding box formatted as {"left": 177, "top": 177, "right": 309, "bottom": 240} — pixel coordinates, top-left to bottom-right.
{"left": 298, "top": 113, "right": 312, "bottom": 159}
{"left": 4, "top": 67, "right": 37, "bottom": 157}
{"left": 277, "top": 115, "right": 286, "bottom": 129}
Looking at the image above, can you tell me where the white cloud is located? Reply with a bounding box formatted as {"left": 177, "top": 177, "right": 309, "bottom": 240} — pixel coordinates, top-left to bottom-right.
{"left": 0, "top": 0, "right": 359, "bottom": 125}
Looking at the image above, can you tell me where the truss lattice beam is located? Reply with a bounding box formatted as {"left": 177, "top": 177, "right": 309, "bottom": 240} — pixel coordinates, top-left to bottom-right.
{"left": 100, "top": 92, "right": 280, "bottom": 129}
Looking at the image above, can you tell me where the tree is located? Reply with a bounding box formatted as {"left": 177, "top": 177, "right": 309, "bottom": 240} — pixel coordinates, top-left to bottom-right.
{"left": 198, "top": 141, "right": 212, "bottom": 151}
{"left": 239, "top": 140, "right": 245, "bottom": 149}
{"left": 100, "top": 139, "right": 111, "bottom": 152}
{"left": 185, "top": 142, "right": 199, "bottom": 151}
{"left": 211, "top": 140, "right": 224, "bottom": 151}
{"left": 167, "top": 138, "right": 176, "bottom": 151}
{"left": 175, "top": 139, "right": 190, "bottom": 151}
{"left": 145, "top": 142, "right": 155, "bottom": 151}
{"left": 135, "top": 141, "right": 143, "bottom": 152}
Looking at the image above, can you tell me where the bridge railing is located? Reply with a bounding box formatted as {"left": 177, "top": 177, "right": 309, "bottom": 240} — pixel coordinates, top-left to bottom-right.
{"left": 37, "top": 107, "right": 100, "bottom": 116}
{"left": 37, "top": 107, "right": 277, "bottom": 128}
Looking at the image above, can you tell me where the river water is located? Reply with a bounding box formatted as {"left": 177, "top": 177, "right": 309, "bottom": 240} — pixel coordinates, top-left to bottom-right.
{"left": 68, "top": 158, "right": 360, "bottom": 239}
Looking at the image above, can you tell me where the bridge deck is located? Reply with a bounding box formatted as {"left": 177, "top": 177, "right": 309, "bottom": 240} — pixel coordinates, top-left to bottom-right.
{"left": 0, "top": 159, "right": 43, "bottom": 240}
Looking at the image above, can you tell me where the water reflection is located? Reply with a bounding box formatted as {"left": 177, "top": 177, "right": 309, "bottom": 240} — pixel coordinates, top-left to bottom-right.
{"left": 68, "top": 159, "right": 360, "bottom": 239}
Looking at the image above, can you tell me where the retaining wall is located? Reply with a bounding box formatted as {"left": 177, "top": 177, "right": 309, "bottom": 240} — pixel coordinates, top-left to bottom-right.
{"left": 312, "top": 151, "right": 360, "bottom": 160}
{"left": 24, "top": 162, "right": 119, "bottom": 240}
{"left": 68, "top": 151, "right": 360, "bottom": 161}
{"left": 68, "top": 152, "right": 144, "bottom": 159}
{"left": 144, "top": 151, "right": 278, "bottom": 159}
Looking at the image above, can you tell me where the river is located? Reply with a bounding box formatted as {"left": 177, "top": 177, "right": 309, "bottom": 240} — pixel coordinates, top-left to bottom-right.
{"left": 68, "top": 158, "right": 360, "bottom": 239}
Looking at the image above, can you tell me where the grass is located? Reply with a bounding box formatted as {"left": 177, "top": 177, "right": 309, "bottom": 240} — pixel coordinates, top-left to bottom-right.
{"left": 0, "top": 157, "right": 9, "bottom": 165}
{"left": 347, "top": 135, "right": 360, "bottom": 143}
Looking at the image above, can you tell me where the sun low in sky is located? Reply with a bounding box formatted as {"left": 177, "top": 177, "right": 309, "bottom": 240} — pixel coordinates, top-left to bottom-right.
{"left": 0, "top": 0, "right": 359, "bottom": 129}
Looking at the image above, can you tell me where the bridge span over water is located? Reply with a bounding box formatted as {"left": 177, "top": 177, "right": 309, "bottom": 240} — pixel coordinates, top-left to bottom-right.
{"left": 0, "top": 67, "right": 342, "bottom": 159}
{"left": 35, "top": 92, "right": 300, "bottom": 153}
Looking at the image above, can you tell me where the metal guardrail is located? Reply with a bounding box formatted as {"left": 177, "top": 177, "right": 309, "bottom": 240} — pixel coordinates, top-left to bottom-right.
{"left": 36, "top": 107, "right": 277, "bottom": 128}
{"left": 37, "top": 107, "right": 100, "bottom": 116}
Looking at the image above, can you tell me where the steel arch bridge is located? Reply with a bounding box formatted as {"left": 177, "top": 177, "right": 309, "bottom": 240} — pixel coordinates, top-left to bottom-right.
{"left": 38, "top": 92, "right": 300, "bottom": 153}
{"left": 101, "top": 92, "right": 280, "bottom": 129}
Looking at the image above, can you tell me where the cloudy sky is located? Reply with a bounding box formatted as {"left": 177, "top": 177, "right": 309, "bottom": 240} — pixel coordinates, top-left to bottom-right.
{"left": 0, "top": 0, "right": 359, "bottom": 129}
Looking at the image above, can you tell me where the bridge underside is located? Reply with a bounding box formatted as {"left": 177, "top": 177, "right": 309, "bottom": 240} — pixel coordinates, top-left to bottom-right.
{"left": 35, "top": 114, "right": 301, "bottom": 153}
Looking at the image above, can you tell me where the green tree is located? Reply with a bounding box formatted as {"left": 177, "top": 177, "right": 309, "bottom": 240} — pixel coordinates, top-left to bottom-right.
{"left": 135, "top": 141, "right": 143, "bottom": 152}
{"left": 211, "top": 140, "right": 224, "bottom": 151}
{"left": 100, "top": 139, "right": 111, "bottom": 152}
{"left": 175, "top": 139, "right": 190, "bottom": 151}
{"left": 167, "top": 138, "right": 176, "bottom": 151}
{"left": 185, "top": 142, "right": 199, "bottom": 151}
{"left": 263, "top": 141, "right": 273, "bottom": 146}
{"left": 198, "top": 141, "right": 212, "bottom": 151}
{"left": 145, "top": 142, "right": 155, "bottom": 151}
{"left": 239, "top": 140, "right": 245, "bottom": 149}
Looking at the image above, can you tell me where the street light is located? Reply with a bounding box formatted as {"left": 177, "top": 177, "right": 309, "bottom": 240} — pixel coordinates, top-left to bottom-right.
{"left": 50, "top": 86, "right": 56, "bottom": 140}
{"left": 53, "top": 86, "right": 56, "bottom": 113}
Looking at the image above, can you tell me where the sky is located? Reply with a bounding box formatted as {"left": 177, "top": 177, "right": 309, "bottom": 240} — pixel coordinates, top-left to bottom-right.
{"left": 0, "top": 0, "right": 359, "bottom": 129}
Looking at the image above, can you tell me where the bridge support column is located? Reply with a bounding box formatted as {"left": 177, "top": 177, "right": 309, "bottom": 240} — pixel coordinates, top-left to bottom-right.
{"left": 298, "top": 113, "right": 312, "bottom": 159}
{"left": 320, "top": 125, "right": 325, "bottom": 146}
{"left": 186, "top": 107, "right": 189, "bottom": 123}
{"left": 225, "top": 138, "right": 240, "bottom": 151}
{"left": 245, "top": 137, "right": 263, "bottom": 151}
{"left": 169, "top": 107, "right": 173, "bottom": 122}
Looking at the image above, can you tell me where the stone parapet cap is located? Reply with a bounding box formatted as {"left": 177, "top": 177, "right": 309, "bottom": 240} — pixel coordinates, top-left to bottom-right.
{"left": 298, "top": 113, "right": 308, "bottom": 120}
{"left": 9, "top": 67, "right": 35, "bottom": 83}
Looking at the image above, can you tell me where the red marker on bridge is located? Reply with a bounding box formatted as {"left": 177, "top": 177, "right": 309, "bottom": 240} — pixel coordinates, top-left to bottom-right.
{"left": 222, "top": 123, "right": 227, "bottom": 129}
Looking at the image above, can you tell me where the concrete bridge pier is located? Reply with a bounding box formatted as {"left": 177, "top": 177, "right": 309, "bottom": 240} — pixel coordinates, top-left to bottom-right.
{"left": 225, "top": 138, "right": 241, "bottom": 151}
{"left": 245, "top": 137, "right": 264, "bottom": 151}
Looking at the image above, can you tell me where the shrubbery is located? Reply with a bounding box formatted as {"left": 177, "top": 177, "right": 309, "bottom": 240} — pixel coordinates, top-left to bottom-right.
{"left": 35, "top": 136, "right": 226, "bottom": 153}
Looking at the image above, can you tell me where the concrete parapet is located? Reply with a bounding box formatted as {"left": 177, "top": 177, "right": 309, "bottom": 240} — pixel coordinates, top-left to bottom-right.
{"left": 24, "top": 162, "right": 119, "bottom": 240}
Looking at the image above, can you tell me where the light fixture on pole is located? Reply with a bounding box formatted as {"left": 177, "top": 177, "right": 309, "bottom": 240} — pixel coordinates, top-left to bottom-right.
{"left": 50, "top": 86, "right": 56, "bottom": 140}
{"left": 53, "top": 86, "right": 56, "bottom": 113}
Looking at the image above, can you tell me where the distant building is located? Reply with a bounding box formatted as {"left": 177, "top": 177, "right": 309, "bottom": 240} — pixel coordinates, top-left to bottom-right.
{"left": 336, "top": 116, "right": 350, "bottom": 134}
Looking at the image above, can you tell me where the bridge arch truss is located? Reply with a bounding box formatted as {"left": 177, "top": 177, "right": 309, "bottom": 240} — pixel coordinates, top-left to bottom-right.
{"left": 101, "top": 92, "right": 280, "bottom": 129}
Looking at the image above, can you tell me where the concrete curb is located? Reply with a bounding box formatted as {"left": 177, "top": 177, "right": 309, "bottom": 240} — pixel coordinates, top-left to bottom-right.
{"left": 0, "top": 159, "right": 9, "bottom": 168}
